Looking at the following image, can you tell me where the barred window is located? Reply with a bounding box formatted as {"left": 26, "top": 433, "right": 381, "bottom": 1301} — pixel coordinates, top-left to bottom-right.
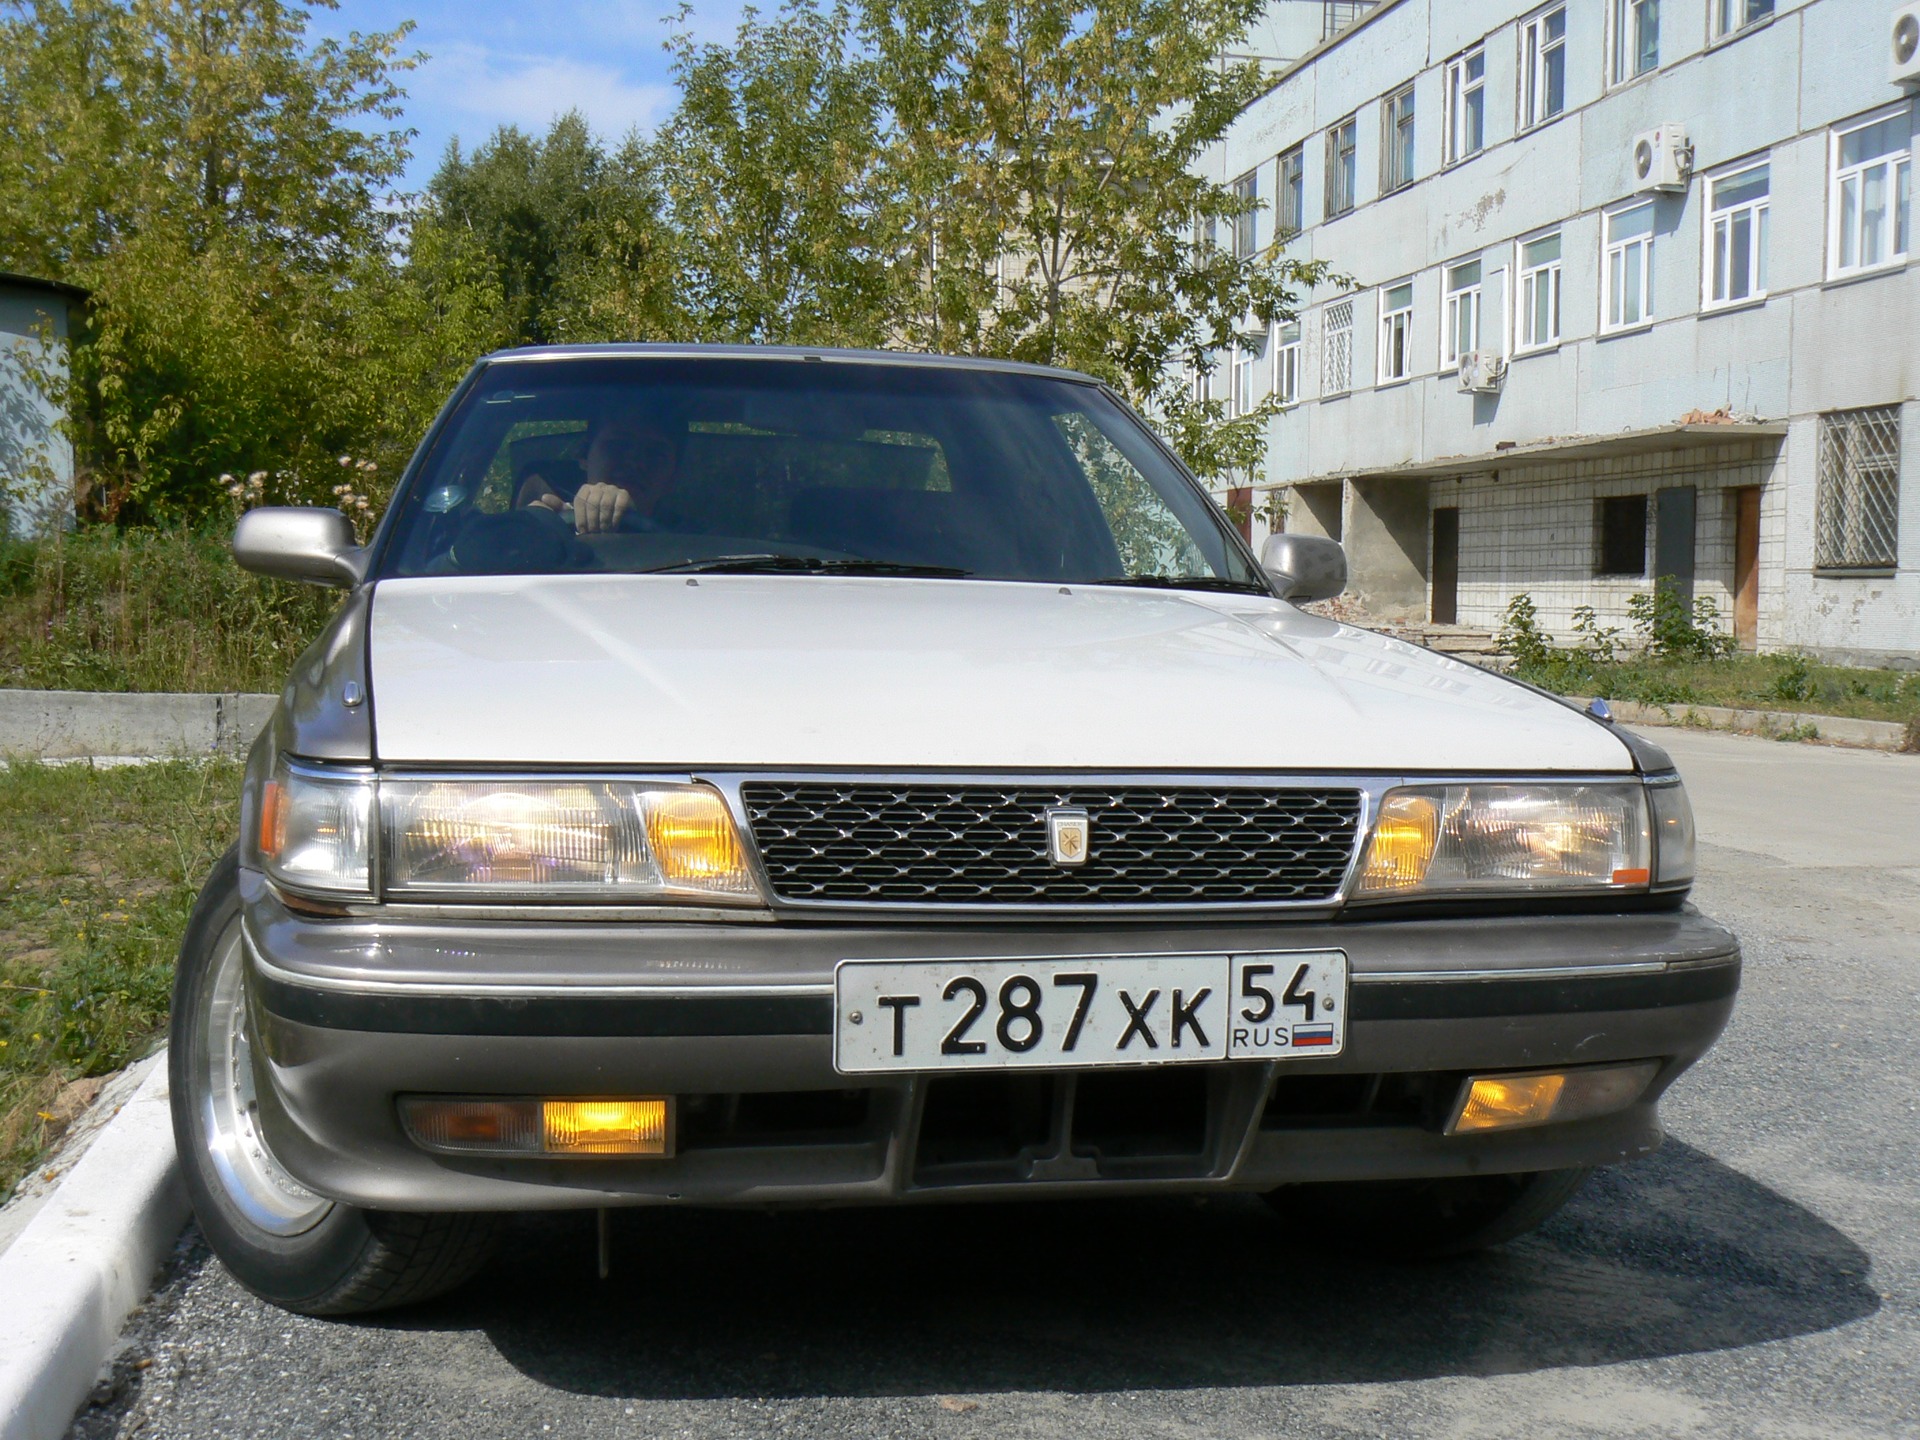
{"left": 1816, "top": 406, "right": 1903, "bottom": 570}
{"left": 1322, "top": 300, "right": 1354, "bottom": 396}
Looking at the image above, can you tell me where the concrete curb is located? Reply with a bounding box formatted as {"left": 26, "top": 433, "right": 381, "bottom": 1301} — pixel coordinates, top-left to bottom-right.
{"left": 0, "top": 1053, "right": 185, "bottom": 1440}
{"left": 1588, "top": 697, "right": 1914, "bottom": 751}
{"left": 0, "top": 690, "right": 276, "bottom": 760}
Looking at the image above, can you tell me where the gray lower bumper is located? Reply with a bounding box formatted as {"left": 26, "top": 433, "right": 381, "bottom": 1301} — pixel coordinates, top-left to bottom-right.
{"left": 240, "top": 871, "right": 1739, "bottom": 1211}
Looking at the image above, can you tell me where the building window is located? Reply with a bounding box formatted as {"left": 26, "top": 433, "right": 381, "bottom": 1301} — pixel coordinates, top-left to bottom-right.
{"left": 1442, "top": 260, "right": 1482, "bottom": 368}
{"left": 1381, "top": 86, "right": 1416, "bottom": 194}
{"left": 1322, "top": 299, "right": 1354, "bottom": 395}
{"left": 1231, "top": 170, "right": 1259, "bottom": 259}
{"left": 1325, "top": 115, "right": 1358, "bottom": 217}
{"left": 1273, "top": 320, "right": 1302, "bottom": 406}
{"left": 1278, "top": 145, "right": 1306, "bottom": 235}
{"left": 1711, "top": 0, "right": 1772, "bottom": 40}
{"left": 1706, "top": 162, "right": 1769, "bottom": 307}
{"left": 1520, "top": 6, "right": 1567, "bottom": 129}
{"left": 1189, "top": 355, "right": 1211, "bottom": 405}
{"left": 1610, "top": 0, "right": 1659, "bottom": 85}
{"left": 1378, "top": 281, "right": 1414, "bottom": 383}
{"left": 1816, "top": 406, "right": 1903, "bottom": 570}
{"left": 1445, "top": 48, "right": 1485, "bottom": 164}
{"left": 1828, "top": 108, "right": 1912, "bottom": 279}
{"left": 1230, "top": 333, "right": 1265, "bottom": 416}
{"left": 1603, "top": 203, "right": 1655, "bottom": 331}
{"left": 1596, "top": 495, "right": 1649, "bottom": 576}
{"left": 1517, "top": 232, "right": 1562, "bottom": 352}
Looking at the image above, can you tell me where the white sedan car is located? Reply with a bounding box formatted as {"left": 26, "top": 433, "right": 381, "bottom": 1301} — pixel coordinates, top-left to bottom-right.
{"left": 169, "top": 345, "right": 1738, "bottom": 1315}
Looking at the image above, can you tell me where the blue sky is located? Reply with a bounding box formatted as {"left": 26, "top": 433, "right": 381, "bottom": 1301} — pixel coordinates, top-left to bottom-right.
{"left": 307, "top": 1, "right": 751, "bottom": 196}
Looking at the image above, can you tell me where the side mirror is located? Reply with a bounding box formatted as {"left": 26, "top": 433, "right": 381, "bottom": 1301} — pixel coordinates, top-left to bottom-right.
{"left": 232, "top": 507, "right": 368, "bottom": 588}
{"left": 1259, "top": 532, "right": 1346, "bottom": 603}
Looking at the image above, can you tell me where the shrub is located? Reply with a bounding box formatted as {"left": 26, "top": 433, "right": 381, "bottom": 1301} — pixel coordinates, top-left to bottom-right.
{"left": 0, "top": 528, "right": 336, "bottom": 692}
{"left": 1626, "top": 579, "right": 1737, "bottom": 662}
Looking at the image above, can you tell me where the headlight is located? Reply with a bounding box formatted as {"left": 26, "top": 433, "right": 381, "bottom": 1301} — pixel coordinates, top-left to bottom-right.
{"left": 381, "top": 779, "right": 762, "bottom": 903}
{"left": 259, "top": 760, "right": 376, "bottom": 897}
{"left": 1353, "top": 782, "right": 1652, "bottom": 899}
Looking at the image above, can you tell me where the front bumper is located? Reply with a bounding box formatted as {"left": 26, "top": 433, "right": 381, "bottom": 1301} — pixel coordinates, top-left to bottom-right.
{"left": 240, "top": 869, "right": 1740, "bottom": 1211}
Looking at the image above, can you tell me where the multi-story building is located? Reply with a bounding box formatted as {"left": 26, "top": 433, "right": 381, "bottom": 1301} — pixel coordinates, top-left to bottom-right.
{"left": 1206, "top": 0, "right": 1918, "bottom": 666}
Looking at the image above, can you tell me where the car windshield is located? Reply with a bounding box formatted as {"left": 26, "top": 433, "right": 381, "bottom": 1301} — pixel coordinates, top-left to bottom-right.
{"left": 375, "top": 355, "right": 1266, "bottom": 590}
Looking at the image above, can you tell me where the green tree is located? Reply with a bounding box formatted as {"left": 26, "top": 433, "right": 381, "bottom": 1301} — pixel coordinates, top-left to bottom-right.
{"left": 0, "top": 0, "right": 418, "bottom": 518}
{"left": 410, "top": 116, "right": 679, "bottom": 349}
{"left": 654, "top": 0, "right": 904, "bottom": 347}
{"left": 863, "top": 0, "right": 1337, "bottom": 482}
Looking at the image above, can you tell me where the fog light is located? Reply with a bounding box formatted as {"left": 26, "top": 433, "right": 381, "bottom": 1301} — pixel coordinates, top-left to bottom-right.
{"left": 1446, "top": 1062, "right": 1659, "bottom": 1135}
{"left": 399, "top": 1096, "right": 675, "bottom": 1156}
{"left": 543, "top": 1099, "right": 672, "bottom": 1155}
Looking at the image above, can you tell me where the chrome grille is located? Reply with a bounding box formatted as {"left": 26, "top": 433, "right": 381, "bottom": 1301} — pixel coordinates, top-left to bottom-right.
{"left": 739, "top": 783, "right": 1363, "bottom": 906}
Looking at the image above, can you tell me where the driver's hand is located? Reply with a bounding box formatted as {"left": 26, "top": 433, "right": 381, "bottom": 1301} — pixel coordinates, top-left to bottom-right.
{"left": 571, "top": 482, "right": 632, "bottom": 534}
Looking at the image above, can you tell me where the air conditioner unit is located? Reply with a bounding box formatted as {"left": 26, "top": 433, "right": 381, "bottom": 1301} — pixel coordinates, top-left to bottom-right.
{"left": 1458, "top": 351, "right": 1506, "bottom": 394}
{"left": 1631, "top": 124, "right": 1692, "bottom": 192}
{"left": 1894, "top": 3, "right": 1920, "bottom": 86}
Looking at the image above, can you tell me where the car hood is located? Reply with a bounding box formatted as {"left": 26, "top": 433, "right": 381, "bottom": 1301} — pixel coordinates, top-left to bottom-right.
{"left": 365, "top": 574, "right": 1633, "bottom": 772}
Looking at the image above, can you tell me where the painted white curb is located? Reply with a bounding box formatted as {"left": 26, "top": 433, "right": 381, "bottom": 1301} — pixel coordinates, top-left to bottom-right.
{"left": 0, "top": 1053, "right": 185, "bottom": 1440}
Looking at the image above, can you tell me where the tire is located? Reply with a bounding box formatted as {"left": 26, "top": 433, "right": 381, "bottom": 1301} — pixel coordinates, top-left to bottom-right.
{"left": 1262, "top": 1167, "right": 1592, "bottom": 1259}
{"left": 169, "top": 848, "right": 501, "bottom": 1316}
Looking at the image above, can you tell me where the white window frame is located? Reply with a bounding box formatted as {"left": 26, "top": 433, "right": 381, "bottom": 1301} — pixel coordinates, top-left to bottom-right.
{"left": 1519, "top": 5, "right": 1567, "bottom": 131}
{"left": 1378, "top": 281, "right": 1415, "bottom": 384}
{"left": 1326, "top": 116, "right": 1358, "bottom": 217}
{"left": 1704, "top": 160, "right": 1770, "bottom": 309}
{"left": 1230, "top": 333, "right": 1265, "bottom": 417}
{"left": 1710, "top": 0, "right": 1773, "bottom": 42}
{"left": 1381, "top": 86, "right": 1416, "bottom": 194}
{"left": 1608, "top": 0, "right": 1659, "bottom": 87}
{"left": 1827, "top": 105, "right": 1913, "bottom": 281}
{"left": 1445, "top": 47, "right": 1486, "bottom": 165}
{"left": 1322, "top": 299, "right": 1354, "bottom": 395}
{"left": 1442, "top": 260, "right": 1483, "bottom": 368}
{"left": 1277, "top": 144, "right": 1306, "bottom": 234}
{"left": 1231, "top": 170, "right": 1260, "bottom": 260}
{"left": 1515, "top": 231, "right": 1563, "bottom": 353}
{"left": 1602, "top": 202, "right": 1655, "bottom": 333}
{"left": 1272, "top": 320, "right": 1302, "bottom": 407}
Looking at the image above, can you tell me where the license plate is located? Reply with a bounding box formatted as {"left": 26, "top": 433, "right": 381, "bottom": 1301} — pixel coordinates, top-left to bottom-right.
{"left": 833, "top": 951, "right": 1347, "bottom": 1074}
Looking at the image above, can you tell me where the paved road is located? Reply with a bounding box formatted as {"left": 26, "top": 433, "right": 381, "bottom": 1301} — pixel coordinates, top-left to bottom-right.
{"left": 73, "top": 730, "right": 1920, "bottom": 1439}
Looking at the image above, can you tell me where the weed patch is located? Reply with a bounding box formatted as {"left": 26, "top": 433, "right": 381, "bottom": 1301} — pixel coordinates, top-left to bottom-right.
{"left": 0, "top": 759, "right": 239, "bottom": 1199}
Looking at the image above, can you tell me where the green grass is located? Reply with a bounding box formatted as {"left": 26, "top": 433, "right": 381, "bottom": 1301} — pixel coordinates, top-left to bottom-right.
{"left": 0, "top": 758, "right": 239, "bottom": 1201}
{"left": 0, "top": 528, "right": 334, "bottom": 693}
{"left": 1514, "top": 651, "right": 1920, "bottom": 731}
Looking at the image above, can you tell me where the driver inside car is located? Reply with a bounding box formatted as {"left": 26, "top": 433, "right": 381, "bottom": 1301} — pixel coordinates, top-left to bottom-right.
{"left": 516, "top": 413, "right": 681, "bottom": 534}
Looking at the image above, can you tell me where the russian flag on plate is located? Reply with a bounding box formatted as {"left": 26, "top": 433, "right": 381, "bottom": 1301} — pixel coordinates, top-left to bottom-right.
{"left": 1291, "top": 1023, "right": 1336, "bottom": 1047}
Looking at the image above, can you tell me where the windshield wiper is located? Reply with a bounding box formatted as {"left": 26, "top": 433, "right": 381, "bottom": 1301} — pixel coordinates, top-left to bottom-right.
{"left": 645, "top": 554, "right": 974, "bottom": 579}
{"left": 1080, "top": 574, "right": 1272, "bottom": 594}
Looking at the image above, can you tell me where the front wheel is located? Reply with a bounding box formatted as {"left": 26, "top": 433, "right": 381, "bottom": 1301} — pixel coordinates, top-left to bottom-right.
{"left": 169, "top": 849, "right": 500, "bottom": 1315}
{"left": 1262, "top": 1168, "right": 1592, "bottom": 1259}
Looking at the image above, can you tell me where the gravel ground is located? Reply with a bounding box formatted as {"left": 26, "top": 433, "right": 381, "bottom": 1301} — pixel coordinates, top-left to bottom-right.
{"left": 68, "top": 730, "right": 1920, "bottom": 1440}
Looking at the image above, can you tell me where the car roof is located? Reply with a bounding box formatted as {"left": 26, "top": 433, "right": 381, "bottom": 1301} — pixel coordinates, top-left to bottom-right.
{"left": 478, "top": 342, "right": 1102, "bottom": 387}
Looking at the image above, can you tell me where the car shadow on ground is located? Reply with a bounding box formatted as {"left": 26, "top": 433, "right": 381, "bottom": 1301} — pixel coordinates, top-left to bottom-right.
{"left": 374, "top": 1137, "right": 1881, "bottom": 1400}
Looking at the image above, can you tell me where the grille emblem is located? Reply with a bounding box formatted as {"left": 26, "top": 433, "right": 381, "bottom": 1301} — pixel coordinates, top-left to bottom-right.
{"left": 1046, "top": 807, "right": 1091, "bottom": 867}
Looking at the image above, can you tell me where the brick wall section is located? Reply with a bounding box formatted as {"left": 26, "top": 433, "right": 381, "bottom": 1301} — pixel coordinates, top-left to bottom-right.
{"left": 1443, "top": 441, "right": 1783, "bottom": 645}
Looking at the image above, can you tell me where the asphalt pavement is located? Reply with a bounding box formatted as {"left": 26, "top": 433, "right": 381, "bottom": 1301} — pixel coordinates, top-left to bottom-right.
{"left": 70, "top": 728, "right": 1920, "bottom": 1439}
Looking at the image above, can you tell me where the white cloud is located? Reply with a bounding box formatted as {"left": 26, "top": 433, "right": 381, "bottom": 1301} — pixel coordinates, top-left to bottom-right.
{"left": 412, "top": 42, "right": 678, "bottom": 145}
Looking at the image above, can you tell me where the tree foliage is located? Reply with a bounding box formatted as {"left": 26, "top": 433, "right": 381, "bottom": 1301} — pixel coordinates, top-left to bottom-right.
{"left": 0, "top": 0, "right": 419, "bottom": 519}
{"left": 2, "top": 0, "right": 1338, "bottom": 523}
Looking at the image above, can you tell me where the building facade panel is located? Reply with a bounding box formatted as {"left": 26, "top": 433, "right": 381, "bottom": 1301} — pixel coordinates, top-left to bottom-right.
{"left": 1206, "top": 0, "right": 1918, "bottom": 664}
